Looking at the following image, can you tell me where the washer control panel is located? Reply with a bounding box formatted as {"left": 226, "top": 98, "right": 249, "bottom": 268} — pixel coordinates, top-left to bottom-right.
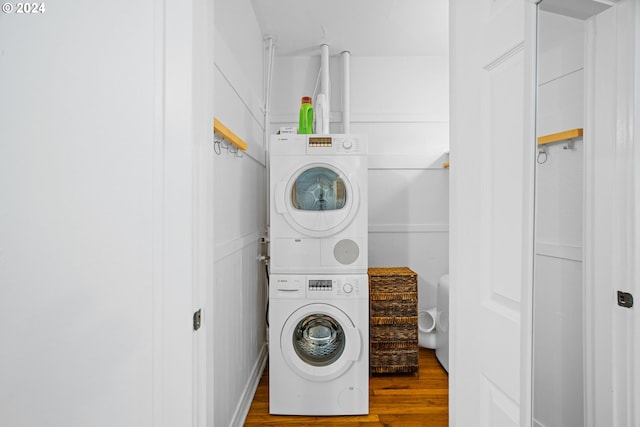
{"left": 309, "top": 279, "right": 334, "bottom": 291}
{"left": 271, "top": 274, "right": 368, "bottom": 299}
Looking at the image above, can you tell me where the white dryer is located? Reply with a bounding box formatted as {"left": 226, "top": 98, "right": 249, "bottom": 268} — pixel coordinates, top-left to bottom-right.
{"left": 269, "top": 134, "right": 367, "bottom": 274}
{"left": 269, "top": 274, "right": 369, "bottom": 415}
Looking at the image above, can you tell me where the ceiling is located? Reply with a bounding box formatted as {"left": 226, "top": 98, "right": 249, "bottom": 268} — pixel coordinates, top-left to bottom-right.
{"left": 249, "top": 0, "right": 449, "bottom": 57}
{"left": 539, "top": 0, "right": 614, "bottom": 19}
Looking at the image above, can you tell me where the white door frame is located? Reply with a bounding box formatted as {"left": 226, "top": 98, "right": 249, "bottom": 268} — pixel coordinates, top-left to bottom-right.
{"left": 584, "top": 1, "right": 638, "bottom": 426}
{"left": 153, "top": 0, "right": 214, "bottom": 425}
{"left": 521, "top": 3, "right": 540, "bottom": 425}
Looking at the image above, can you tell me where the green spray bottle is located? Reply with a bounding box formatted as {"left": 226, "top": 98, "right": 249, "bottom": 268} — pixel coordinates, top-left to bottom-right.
{"left": 298, "top": 96, "right": 314, "bottom": 134}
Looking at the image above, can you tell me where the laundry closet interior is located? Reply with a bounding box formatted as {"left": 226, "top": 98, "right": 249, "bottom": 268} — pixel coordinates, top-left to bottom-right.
{"left": 3, "top": 0, "right": 639, "bottom": 425}
{"left": 213, "top": 0, "right": 449, "bottom": 424}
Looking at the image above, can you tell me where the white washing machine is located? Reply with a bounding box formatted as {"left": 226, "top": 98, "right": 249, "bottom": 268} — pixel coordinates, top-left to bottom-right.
{"left": 269, "top": 274, "right": 369, "bottom": 415}
{"left": 269, "top": 134, "right": 367, "bottom": 274}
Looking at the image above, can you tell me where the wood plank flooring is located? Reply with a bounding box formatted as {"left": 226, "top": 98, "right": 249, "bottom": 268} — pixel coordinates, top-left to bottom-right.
{"left": 244, "top": 348, "right": 448, "bottom": 426}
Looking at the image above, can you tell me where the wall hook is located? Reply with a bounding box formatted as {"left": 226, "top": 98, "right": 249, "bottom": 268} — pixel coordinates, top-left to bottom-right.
{"left": 214, "top": 136, "right": 223, "bottom": 155}
{"left": 537, "top": 146, "right": 548, "bottom": 164}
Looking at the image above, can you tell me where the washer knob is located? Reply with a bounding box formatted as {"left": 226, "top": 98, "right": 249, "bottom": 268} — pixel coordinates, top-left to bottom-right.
{"left": 342, "top": 138, "right": 353, "bottom": 150}
{"left": 343, "top": 282, "right": 353, "bottom": 294}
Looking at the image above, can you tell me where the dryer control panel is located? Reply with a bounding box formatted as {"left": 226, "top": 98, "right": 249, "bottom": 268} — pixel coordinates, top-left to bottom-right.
{"left": 271, "top": 134, "right": 367, "bottom": 156}
{"left": 307, "top": 135, "right": 363, "bottom": 154}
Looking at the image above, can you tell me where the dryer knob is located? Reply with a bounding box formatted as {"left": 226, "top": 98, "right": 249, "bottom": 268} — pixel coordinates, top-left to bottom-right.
{"left": 343, "top": 283, "right": 353, "bottom": 294}
{"left": 342, "top": 139, "right": 353, "bottom": 150}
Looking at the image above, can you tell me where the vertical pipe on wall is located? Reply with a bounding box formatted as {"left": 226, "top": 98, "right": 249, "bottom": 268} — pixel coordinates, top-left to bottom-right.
{"left": 263, "top": 37, "right": 275, "bottom": 345}
{"left": 341, "top": 50, "right": 351, "bottom": 134}
{"left": 264, "top": 37, "right": 275, "bottom": 139}
{"left": 264, "top": 37, "right": 275, "bottom": 237}
{"left": 320, "top": 44, "right": 330, "bottom": 127}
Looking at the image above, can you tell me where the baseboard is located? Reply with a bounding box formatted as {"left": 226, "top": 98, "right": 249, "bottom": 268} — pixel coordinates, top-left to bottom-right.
{"left": 230, "top": 343, "right": 269, "bottom": 427}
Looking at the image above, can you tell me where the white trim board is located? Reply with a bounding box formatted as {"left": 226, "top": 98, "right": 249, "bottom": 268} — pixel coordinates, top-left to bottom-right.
{"left": 270, "top": 111, "right": 449, "bottom": 124}
{"left": 368, "top": 153, "right": 450, "bottom": 170}
{"left": 369, "top": 224, "right": 449, "bottom": 233}
{"left": 535, "top": 242, "right": 583, "bottom": 262}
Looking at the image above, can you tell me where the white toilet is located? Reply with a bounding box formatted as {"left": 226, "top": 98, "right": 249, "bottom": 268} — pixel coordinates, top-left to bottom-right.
{"left": 418, "top": 274, "right": 449, "bottom": 373}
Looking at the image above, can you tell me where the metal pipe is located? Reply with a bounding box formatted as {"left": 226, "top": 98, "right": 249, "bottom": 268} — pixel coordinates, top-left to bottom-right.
{"left": 341, "top": 50, "right": 351, "bottom": 134}
{"left": 320, "top": 44, "right": 330, "bottom": 127}
{"left": 264, "top": 37, "right": 275, "bottom": 240}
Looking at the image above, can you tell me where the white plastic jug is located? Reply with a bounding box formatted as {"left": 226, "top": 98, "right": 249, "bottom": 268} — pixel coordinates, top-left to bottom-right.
{"left": 315, "top": 93, "right": 329, "bottom": 135}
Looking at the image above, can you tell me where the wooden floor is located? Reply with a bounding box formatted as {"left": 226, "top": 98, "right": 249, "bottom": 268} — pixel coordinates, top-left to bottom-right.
{"left": 244, "top": 348, "right": 448, "bottom": 426}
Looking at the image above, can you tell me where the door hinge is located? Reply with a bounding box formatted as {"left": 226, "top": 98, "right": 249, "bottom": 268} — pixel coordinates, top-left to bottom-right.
{"left": 617, "top": 291, "right": 634, "bottom": 308}
{"left": 193, "top": 309, "right": 202, "bottom": 331}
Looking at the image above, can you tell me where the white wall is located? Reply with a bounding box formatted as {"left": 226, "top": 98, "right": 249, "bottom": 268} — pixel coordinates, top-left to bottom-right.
{"left": 0, "top": 5, "right": 154, "bottom": 417}
{"left": 533, "top": 11, "right": 585, "bottom": 427}
{"left": 213, "top": 1, "right": 268, "bottom": 425}
{"left": 270, "top": 54, "right": 449, "bottom": 309}
{"left": 0, "top": 1, "right": 210, "bottom": 426}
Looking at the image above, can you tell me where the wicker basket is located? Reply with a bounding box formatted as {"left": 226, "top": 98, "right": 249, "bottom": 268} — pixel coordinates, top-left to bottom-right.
{"left": 370, "top": 342, "right": 419, "bottom": 374}
{"left": 368, "top": 267, "right": 419, "bottom": 374}
{"left": 369, "top": 267, "right": 418, "bottom": 293}
{"left": 370, "top": 322, "right": 418, "bottom": 342}
{"left": 370, "top": 295, "right": 417, "bottom": 317}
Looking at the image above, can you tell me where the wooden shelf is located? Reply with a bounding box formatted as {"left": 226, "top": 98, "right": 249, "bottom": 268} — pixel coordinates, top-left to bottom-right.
{"left": 538, "top": 128, "right": 583, "bottom": 145}
{"left": 213, "top": 118, "right": 248, "bottom": 151}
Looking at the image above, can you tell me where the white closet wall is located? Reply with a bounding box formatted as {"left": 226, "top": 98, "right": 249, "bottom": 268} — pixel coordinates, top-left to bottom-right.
{"left": 533, "top": 11, "right": 585, "bottom": 427}
{"left": 213, "top": 0, "right": 268, "bottom": 425}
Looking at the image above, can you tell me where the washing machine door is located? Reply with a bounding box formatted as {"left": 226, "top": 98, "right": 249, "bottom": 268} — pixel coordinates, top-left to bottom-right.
{"left": 275, "top": 163, "right": 360, "bottom": 237}
{"left": 280, "top": 303, "right": 362, "bottom": 382}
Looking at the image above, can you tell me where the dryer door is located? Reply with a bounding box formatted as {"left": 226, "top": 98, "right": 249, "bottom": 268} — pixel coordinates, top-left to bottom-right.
{"left": 276, "top": 163, "right": 360, "bottom": 237}
{"left": 280, "top": 303, "right": 361, "bottom": 382}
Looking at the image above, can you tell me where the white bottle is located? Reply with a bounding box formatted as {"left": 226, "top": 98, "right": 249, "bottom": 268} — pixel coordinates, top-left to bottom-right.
{"left": 315, "top": 93, "right": 329, "bottom": 135}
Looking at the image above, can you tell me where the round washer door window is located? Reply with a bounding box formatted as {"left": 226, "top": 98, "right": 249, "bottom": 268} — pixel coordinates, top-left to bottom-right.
{"left": 282, "top": 163, "right": 360, "bottom": 237}
{"left": 281, "top": 304, "right": 361, "bottom": 382}
{"left": 292, "top": 314, "right": 345, "bottom": 366}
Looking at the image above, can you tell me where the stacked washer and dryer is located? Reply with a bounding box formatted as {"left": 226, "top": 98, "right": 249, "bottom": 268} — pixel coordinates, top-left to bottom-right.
{"left": 268, "top": 133, "right": 369, "bottom": 416}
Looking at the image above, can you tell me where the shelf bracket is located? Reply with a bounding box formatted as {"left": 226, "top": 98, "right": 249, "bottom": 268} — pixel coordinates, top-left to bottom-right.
{"left": 213, "top": 118, "right": 248, "bottom": 152}
{"left": 537, "top": 128, "right": 583, "bottom": 146}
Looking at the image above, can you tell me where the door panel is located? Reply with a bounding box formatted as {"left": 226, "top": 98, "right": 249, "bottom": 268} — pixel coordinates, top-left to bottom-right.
{"left": 484, "top": 47, "right": 526, "bottom": 309}
{"left": 450, "top": 0, "right": 536, "bottom": 425}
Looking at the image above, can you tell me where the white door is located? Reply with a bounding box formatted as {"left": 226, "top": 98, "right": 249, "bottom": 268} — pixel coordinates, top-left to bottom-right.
{"left": 449, "top": 0, "right": 537, "bottom": 425}
{"left": 0, "top": 3, "right": 158, "bottom": 426}
{"left": 0, "top": 1, "right": 211, "bottom": 426}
